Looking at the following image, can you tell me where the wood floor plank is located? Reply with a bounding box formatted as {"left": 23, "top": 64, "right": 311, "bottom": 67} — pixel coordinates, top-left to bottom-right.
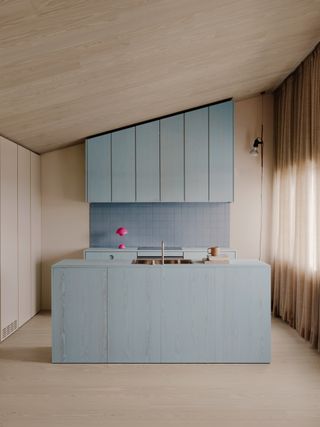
{"left": 0, "top": 312, "right": 319, "bottom": 426}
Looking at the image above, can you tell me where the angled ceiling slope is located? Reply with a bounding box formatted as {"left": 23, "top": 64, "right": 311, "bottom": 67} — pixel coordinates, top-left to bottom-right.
{"left": 0, "top": 0, "right": 320, "bottom": 153}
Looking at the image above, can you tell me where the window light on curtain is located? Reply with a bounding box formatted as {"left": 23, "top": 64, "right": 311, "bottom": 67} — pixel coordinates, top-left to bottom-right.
{"left": 272, "top": 43, "right": 320, "bottom": 350}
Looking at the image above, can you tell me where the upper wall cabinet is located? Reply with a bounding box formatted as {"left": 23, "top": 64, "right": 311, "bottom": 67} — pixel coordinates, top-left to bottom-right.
{"left": 112, "top": 128, "right": 136, "bottom": 202}
{"left": 86, "top": 134, "right": 111, "bottom": 203}
{"left": 136, "top": 121, "right": 160, "bottom": 202}
{"left": 185, "top": 108, "right": 209, "bottom": 201}
{"left": 160, "top": 114, "right": 184, "bottom": 202}
{"left": 209, "top": 101, "right": 234, "bottom": 202}
{"left": 86, "top": 100, "right": 234, "bottom": 203}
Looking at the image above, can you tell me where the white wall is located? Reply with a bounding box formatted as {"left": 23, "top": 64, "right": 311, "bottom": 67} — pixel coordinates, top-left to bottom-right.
{"left": 40, "top": 94, "right": 274, "bottom": 309}
{"left": 230, "top": 94, "right": 273, "bottom": 262}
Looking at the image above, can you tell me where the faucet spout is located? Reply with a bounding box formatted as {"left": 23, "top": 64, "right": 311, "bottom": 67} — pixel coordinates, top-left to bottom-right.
{"left": 161, "top": 241, "right": 165, "bottom": 265}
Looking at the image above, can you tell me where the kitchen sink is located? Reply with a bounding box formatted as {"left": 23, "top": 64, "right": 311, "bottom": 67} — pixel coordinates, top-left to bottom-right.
{"left": 132, "top": 258, "right": 193, "bottom": 265}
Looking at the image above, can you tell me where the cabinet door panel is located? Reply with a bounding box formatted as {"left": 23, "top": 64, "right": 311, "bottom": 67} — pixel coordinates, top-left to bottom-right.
{"left": 161, "top": 268, "right": 215, "bottom": 362}
{"left": 108, "top": 268, "right": 161, "bottom": 362}
{"left": 52, "top": 267, "right": 108, "bottom": 363}
{"left": 160, "top": 114, "right": 184, "bottom": 201}
{"left": 209, "top": 101, "right": 234, "bottom": 202}
{"left": 0, "top": 139, "right": 18, "bottom": 339}
{"left": 112, "top": 128, "right": 135, "bottom": 202}
{"left": 18, "top": 146, "right": 32, "bottom": 326}
{"left": 136, "top": 121, "right": 160, "bottom": 201}
{"left": 185, "top": 108, "right": 209, "bottom": 201}
{"left": 86, "top": 135, "right": 111, "bottom": 202}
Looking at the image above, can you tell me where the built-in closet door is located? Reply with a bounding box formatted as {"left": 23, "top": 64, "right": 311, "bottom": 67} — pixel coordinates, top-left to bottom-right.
{"left": 18, "top": 146, "right": 32, "bottom": 326}
{"left": 0, "top": 138, "right": 18, "bottom": 341}
{"left": 31, "top": 153, "right": 41, "bottom": 315}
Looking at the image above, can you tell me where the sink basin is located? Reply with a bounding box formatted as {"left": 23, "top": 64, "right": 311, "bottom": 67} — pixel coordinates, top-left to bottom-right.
{"left": 132, "top": 258, "right": 193, "bottom": 265}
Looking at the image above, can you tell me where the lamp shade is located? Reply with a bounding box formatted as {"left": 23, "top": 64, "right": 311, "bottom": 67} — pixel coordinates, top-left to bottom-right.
{"left": 116, "top": 227, "right": 128, "bottom": 236}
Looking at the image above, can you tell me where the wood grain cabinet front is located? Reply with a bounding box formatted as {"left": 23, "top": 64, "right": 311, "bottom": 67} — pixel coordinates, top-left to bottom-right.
{"left": 85, "top": 100, "right": 234, "bottom": 203}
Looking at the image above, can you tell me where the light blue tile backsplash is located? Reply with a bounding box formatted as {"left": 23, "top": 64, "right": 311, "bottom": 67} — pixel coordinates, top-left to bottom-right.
{"left": 90, "top": 203, "right": 230, "bottom": 248}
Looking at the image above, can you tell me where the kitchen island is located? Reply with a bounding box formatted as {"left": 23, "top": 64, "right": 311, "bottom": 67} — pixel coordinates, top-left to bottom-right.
{"left": 52, "top": 259, "right": 271, "bottom": 364}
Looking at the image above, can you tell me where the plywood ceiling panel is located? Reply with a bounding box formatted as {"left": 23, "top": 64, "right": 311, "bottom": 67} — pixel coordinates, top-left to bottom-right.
{"left": 0, "top": 0, "right": 319, "bottom": 153}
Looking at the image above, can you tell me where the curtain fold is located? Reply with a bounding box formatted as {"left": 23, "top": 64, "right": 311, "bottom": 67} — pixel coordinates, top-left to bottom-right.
{"left": 272, "top": 43, "right": 320, "bottom": 351}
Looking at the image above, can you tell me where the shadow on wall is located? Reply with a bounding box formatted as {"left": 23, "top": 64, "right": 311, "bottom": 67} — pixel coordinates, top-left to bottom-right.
{"left": 41, "top": 253, "right": 87, "bottom": 310}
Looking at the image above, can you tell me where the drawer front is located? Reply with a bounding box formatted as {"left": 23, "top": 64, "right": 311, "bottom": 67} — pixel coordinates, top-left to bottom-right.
{"left": 220, "top": 250, "right": 237, "bottom": 260}
{"left": 85, "top": 251, "right": 136, "bottom": 261}
{"left": 183, "top": 251, "right": 207, "bottom": 261}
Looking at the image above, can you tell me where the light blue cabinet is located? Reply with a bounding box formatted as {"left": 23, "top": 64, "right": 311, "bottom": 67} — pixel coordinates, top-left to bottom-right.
{"left": 85, "top": 100, "right": 234, "bottom": 203}
{"left": 160, "top": 114, "right": 184, "bottom": 201}
{"left": 161, "top": 268, "right": 215, "bottom": 362}
{"left": 86, "top": 135, "right": 111, "bottom": 202}
{"left": 136, "top": 121, "right": 160, "bottom": 201}
{"left": 107, "top": 268, "right": 161, "bottom": 362}
{"left": 185, "top": 108, "right": 209, "bottom": 201}
{"left": 52, "top": 267, "right": 108, "bottom": 363}
{"left": 209, "top": 101, "right": 234, "bottom": 202}
{"left": 52, "top": 260, "right": 271, "bottom": 363}
{"left": 111, "top": 128, "right": 136, "bottom": 202}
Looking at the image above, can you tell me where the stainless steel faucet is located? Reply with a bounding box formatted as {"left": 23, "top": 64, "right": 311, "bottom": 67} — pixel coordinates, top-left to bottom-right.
{"left": 161, "top": 240, "right": 165, "bottom": 265}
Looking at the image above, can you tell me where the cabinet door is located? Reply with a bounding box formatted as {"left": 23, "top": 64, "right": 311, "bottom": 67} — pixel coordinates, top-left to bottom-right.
{"left": 52, "top": 267, "right": 108, "bottom": 363}
{"left": 0, "top": 139, "right": 18, "bottom": 340}
{"left": 31, "top": 153, "right": 41, "bottom": 315}
{"left": 209, "top": 101, "right": 234, "bottom": 202}
{"left": 108, "top": 268, "right": 161, "bottom": 362}
{"left": 185, "top": 108, "right": 209, "bottom": 201}
{"left": 160, "top": 268, "right": 215, "bottom": 362}
{"left": 136, "top": 121, "right": 160, "bottom": 201}
{"left": 86, "top": 134, "right": 111, "bottom": 202}
{"left": 112, "top": 128, "right": 135, "bottom": 202}
{"left": 18, "top": 147, "right": 32, "bottom": 327}
{"left": 160, "top": 114, "right": 184, "bottom": 201}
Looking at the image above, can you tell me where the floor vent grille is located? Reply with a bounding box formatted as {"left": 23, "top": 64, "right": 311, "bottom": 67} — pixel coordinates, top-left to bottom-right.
{"left": 1, "top": 320, "right": 18, "bottom": 340}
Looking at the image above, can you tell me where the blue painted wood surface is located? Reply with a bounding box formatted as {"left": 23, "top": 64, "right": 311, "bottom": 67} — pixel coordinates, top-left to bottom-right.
{"left": 52, "top": 267, "right": 108, "bottom": 363}
{"left": 107, "top": 267, "right": 161, "bottom": 362}
{"left": 136, "top": 121, "right": 160, "bottom": 201}
{"left": 209, "top": 101, "right": 234, "bottom": 202}
{"left": 160, "top": 114, "right": 184, "bottom": 201}
{"left": 111, "top": 128, "right": 135, "bottom": 202}
{"left": 86, "top": 135, "right": 111, "bottom": 202}
{"left": 52, "top": 261, "right": 271, "bottom": 364}
{"left": 184, "top": 107, "right": 209, "bottom": 201}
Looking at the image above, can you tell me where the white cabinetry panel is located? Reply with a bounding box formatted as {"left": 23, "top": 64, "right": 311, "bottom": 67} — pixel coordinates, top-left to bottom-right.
{"left": 0, "top": 139, "right": 18, "bottom": 340}
{"left": 18, "top": 146, "right": 32, "bottom": 326}
{"left": 31, "top": 153, "right": 41, "bottom": 315}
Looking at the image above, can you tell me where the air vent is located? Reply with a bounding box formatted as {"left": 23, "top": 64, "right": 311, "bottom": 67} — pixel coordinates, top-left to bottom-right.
{"left": 1, "top": 319, "right": 18, "bottom": 340}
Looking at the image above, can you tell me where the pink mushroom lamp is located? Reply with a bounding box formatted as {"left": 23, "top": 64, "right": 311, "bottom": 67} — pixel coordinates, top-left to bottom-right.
{"left": 116, "top": 227, "right": 128, "bottom": 249}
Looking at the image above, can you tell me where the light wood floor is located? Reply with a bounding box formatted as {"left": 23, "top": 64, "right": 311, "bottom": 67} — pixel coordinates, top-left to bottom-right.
{"left": 0, "top": 313, "right": 319, "bottom": 427}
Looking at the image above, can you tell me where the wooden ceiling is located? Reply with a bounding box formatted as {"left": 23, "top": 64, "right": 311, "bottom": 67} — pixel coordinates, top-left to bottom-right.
{"left": 0, "top": 0, "right": 320, "bottom": 153}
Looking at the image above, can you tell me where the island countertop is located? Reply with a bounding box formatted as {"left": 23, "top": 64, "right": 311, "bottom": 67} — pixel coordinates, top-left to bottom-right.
{"left": 52, "top": 258, "right": 269, "bottom": 269}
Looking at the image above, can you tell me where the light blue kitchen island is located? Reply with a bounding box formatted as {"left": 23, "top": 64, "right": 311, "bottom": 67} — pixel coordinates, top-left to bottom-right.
{"left": 51, "top": 259, "right": 271, "bottom": 364}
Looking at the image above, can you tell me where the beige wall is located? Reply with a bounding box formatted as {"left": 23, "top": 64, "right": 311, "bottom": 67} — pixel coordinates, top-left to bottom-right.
{"left": 40, "top": 94, "right": 274, "bottom": 309}
{"left": 231, "top": 94, "right": 273, "bottom": 262}
{"left": 41, "top": 145, "right": 89, "bottom": 309}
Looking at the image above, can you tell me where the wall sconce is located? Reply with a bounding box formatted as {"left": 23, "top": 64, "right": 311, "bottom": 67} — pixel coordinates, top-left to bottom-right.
{"left": 249, "top": 135, "right": 263, "bottom": 156}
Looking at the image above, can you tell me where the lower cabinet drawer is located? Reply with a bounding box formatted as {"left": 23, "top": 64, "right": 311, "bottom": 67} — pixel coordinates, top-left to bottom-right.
{"left": 85, "top": 251, "right": 136, "bottom": 261}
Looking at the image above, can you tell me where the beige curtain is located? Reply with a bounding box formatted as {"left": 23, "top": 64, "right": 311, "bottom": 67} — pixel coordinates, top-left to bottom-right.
{"left": 272, "top": 43, "right": 320, "bottom": 350}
